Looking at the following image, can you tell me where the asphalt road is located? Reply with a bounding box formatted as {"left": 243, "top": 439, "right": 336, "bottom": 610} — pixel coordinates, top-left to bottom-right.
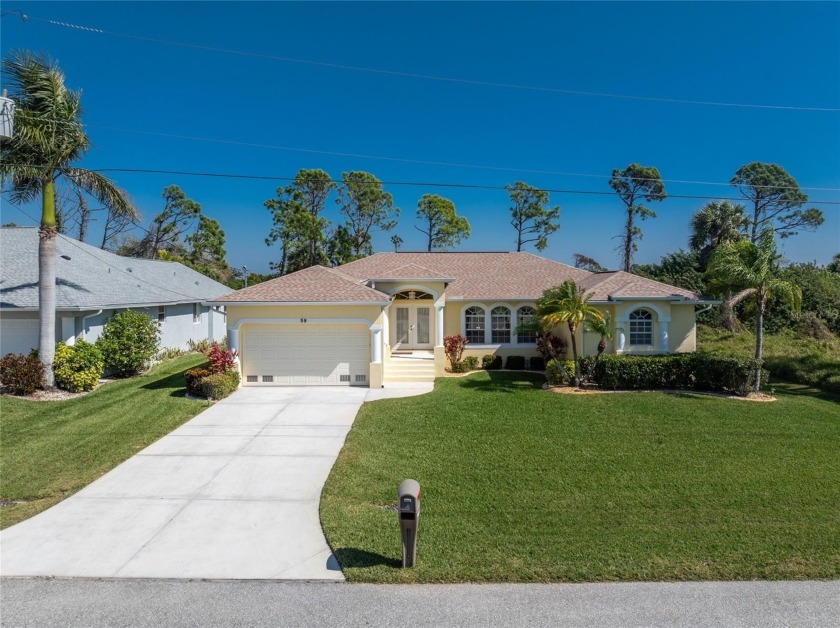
{"left": 2, "top": 578, "right": 838, "bottom": 627}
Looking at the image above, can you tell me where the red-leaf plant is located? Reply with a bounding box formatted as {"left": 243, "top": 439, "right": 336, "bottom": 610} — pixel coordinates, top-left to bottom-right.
{"left": 207, "top": 342, "right": 239, "bottom": 373}
{"left": 443, "top": 335, "right": 469, "bottom": 368}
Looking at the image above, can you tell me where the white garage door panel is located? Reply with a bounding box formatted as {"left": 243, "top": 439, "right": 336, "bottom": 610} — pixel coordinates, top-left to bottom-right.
{"left": 0, "top": 318, "right": 40, "bottom": 356}
{"left": 242, "top": 323, "right": 369, "bottom": 386}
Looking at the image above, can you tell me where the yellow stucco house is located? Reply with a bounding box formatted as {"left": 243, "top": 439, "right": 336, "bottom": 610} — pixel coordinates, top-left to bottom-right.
{"left": 209, "top": 252, "right": 715, "bottom": 388}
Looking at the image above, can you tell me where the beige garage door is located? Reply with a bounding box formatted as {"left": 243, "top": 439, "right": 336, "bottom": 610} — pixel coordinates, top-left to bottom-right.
{"left": 240, "top": 323, "right": 370, "bottom": 386}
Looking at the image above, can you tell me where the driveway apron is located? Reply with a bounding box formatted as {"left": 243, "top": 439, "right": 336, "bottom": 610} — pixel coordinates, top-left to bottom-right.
{"left": 0, "top": 385, "right": 429, "bottom": 580}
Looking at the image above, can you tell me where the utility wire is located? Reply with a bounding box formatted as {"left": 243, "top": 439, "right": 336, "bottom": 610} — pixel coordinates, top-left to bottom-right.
{"left": 12, "top": 12, "right": 840, "bottom": 113}
{"left": 8, "top": 114, "right": 840, "bottom": 193}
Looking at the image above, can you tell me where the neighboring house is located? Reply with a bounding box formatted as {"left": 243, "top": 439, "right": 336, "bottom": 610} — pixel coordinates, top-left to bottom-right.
{"left": 209, "top": 251, "right": 717, "bottom": 388}
{"left": 0, "top": 227, "right": 228, "bottom": 356}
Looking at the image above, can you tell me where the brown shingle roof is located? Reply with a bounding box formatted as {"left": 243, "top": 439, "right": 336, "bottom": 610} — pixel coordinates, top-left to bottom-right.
{"left": 213, "top": 265, "right": 389, "bottom": 303}
{"left": 339, "top": 252, "right": 591, "bottom": 300}
{"left": 579, "top": 271, "right": 703, "bottom": 301}
{"left": 368, "top": 262, "right": 454, "bottom": 281}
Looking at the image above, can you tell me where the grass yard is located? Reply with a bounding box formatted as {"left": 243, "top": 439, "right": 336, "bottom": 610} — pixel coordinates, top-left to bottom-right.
{"left": 0, "top": 354, "right": 207, "bottom": 529}
{"left": 321, "top": 371, "right": 840, "bottom": 583}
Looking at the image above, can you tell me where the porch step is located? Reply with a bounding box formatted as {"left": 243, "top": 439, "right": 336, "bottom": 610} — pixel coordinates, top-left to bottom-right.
{"left": 386, "top": 357, "right": 436, "bottom": 383}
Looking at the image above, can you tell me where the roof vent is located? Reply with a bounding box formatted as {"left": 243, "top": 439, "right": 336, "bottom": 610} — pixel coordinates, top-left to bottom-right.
{"left": 60, "top": 255, "right": 71, "bottom": 260}
{"left": 126, "top": 267, "right": 133, "bottom": 273}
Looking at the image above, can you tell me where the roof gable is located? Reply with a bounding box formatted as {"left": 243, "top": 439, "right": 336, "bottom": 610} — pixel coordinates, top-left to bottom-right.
{"left": 213, "top": 265, "right": 389, "bottom": 303}
{"left": 579, "top": 271, "right": 704, "bottom": 301}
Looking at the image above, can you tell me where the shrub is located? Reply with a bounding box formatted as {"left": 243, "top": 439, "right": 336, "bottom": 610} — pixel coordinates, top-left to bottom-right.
{"left": 200, "top": 371, "right": 241, "bottom": 400}
{"left": 53, "top": 341, "right": 104, "bottom": 393}
{"left": 505, "top": 356, "right": 526, "bottom": 370}
{"left": 536, "top": 331, "right": 567, "bottom": 362}
{"left": 450, "top": 360, "right": 470, "bottom": 373}
{"left": 577, "top": 355, "right": 596, "bottom": 382}
{"left": 463, "top": 356, "right": 480, "bottom": 370}
{"left": 207, "top": 342, "right": 238, "bottom": 373}
{"left": 763, "top": 354, "right": 840, "bottom": 395}
{"left": 185, "top": 366, "right": 212, "bottom": 396}
{"left": 529, "top": 356, "right": 545, "bottom": 371}
{"left": 444, "top": 335, "right": 469, "bottom": 368}
{"left": 97, "top": 310, "right": 161, "bottom": 377}
{"left": 0, "top": 354, "right": 44, "bottom": 395}
{"left": 798, "top": 312, "right": 835, "bottom": 342}
{"left": 589, "top": 354, "right": 766, "bottom": 396}
{"left": 482, "top": 354, "right": 502, "bottom": 370}
{"left": 187, "top": 338, "right": 214, "bottom": 355}
{"left": 157, "top": 347, "right": 185, "bottom": 361}
{"left": 545, "top": 359, "right": 575, "bottom": 385}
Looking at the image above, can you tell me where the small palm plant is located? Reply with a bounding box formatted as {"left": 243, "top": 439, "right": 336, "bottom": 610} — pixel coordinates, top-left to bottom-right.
{"left": 536, "top": 280, "right": 603, "bottom": 387}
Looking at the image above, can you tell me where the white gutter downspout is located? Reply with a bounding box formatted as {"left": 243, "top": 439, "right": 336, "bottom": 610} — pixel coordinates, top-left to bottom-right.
{"left": 79, "top": 309, "right": 103, "bottom": 341}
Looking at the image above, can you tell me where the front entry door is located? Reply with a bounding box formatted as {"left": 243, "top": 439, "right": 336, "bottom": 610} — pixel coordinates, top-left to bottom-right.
{"left": 393, "top": 305, "right": 433, "bottom": 350}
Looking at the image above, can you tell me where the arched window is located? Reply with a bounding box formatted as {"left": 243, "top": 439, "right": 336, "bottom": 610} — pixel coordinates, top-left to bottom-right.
{"left": 465, "top": 306, "right": 486, "bottom": 344}
{"left": 517, "top": 306, "right": 537, "bottom": 344}
{"left": 629, "top": 309, "right": 653, "bottom": 345}
{"left": 491, "top": 306, "right": 511, "bottom": 343}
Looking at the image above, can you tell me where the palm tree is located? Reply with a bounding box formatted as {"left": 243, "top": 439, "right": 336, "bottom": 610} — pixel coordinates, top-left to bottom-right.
{"left": 689, "top": 200, "right": 747, "bottom": 269}
{"left": 1, "top": 51, "right": 136, "bottom": 385}
{"left": 706, "top": 229, "right": 801, "bottom": 392}
{"left": 689, "top": 200, "right": 747, "bottom": 331}
{"left": 586, "top": 311, "right": 613, "bottom": 357}
{"left": 535, "top": 280, "right": 603, "bottom": 386}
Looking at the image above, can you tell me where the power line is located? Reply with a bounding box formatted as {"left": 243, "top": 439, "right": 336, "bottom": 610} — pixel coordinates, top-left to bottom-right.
{"left": 72, "top": 166, "right": 840, "bottom": 205}
{"left": 14, "top": 12, "right": 840, "bottom": 113}
{"left": 8, "top": 114, "right": 840, "bottom": 193}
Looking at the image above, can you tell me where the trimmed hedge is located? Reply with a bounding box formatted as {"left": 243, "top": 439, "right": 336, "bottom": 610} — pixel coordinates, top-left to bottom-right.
{"left": 528, "top": 356, "right": 545, "bottom": 371}
{"left": 505, "top": 356, "right": 526, "bottom": 370}
{"left": 482, "top": 354, "right": 502, "bottom": 370}
{"left": 0, "top": 354, "right": 44, "bottom": 395}
{"left": 53, "top": 341, "right": 104, "bottom": 393}
{"left": 450, "top": 361, "right": 470, "bottom": 373}
{"left": 587, "top": 353, "right": 767, "bottom": 396}
{"left": 200, "top": 371, "right": 241, "bottom": 400}
{"left": 464, "top": 356, "right": 479, "bottom": 370}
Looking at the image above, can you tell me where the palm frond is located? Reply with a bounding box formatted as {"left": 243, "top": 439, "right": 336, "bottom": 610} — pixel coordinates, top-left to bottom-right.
{"left": 65, "top": 168, "right": 138, "bottom": 221}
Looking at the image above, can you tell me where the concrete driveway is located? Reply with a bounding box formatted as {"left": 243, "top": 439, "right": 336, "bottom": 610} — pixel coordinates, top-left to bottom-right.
{"left": 0, "top": 384, "right": 431, "bottom": 580}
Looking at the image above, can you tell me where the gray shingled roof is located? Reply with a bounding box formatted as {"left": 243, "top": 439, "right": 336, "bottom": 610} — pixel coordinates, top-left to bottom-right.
{"left": 0, "top": 227, "right": 232, "bottom": 310}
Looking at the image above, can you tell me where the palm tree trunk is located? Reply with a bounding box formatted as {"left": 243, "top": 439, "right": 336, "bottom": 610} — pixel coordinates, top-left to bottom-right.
{"left": 753, "top": 290, "right": 765, "bottom": 393}
{"left": 569, "top": 323, "right": 580, "bottom": 387}
{"left": 39, "top": 179, "right": 58, "bottom": 387}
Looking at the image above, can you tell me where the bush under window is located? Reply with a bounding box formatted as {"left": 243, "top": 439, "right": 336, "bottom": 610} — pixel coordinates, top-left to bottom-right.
{"left": 482, "top": 354, "right": 502, "bottom": 370}
{"left": 97, "top": 310, "right": 161, "bottom": 377}
{"left": 505, "top": 356, "right": 526, "bottom": 370}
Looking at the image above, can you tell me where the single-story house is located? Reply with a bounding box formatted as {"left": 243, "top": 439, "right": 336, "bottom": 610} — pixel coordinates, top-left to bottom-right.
{"left": 0, "top": 227, "right": 228, "bottom": 356}
{"left": 209, "top": 251, "right": 716, "bottom": 388}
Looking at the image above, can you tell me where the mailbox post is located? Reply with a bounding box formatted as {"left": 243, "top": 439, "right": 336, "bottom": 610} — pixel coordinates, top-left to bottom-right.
{"left": 398, "top": 479, "right": 420, "bottom": 568}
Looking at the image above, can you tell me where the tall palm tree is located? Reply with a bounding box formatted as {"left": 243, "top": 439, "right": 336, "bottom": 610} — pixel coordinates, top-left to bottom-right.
{"left": 689, "top": 200, "right": 747, "bottom": 331}
{"left": 706, "top": 229, "right": 801, "bottom": 392}
{"left": 1, "top": 51, "right": 136, "bottom": 385}
{"left": 689, "top": 200, "right": 747, "bottom": 269}
{"left": 536, "top": 280, "right": 603, "bottom": 386}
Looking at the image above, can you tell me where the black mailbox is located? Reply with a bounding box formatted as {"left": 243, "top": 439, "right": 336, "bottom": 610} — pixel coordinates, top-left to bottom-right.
{"left": 397, "top": 479, "right": 420, "bottom": 567}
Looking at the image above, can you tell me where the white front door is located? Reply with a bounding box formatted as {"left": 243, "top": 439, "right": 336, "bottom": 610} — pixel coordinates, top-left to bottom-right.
{"left": 392, "top": 304, "right": 433, "bottom": 350}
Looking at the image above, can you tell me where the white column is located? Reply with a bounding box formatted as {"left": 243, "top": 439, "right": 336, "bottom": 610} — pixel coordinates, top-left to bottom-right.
{"left": 227, "top": 328, "right": 239, "bottom": 352}
{"left": 659, "top": 321, "right": 669, "bottom": 352}
{"left": 616, "top": 326, "right": 626, "bottom": 352}
{"left": 435, "top": 304, "right": 444, "bottom": 347}
{"left": 371, "top": 326, "right": 383, "bottom": 363}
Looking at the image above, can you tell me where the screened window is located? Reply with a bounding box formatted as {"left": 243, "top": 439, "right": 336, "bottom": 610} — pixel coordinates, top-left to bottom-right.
{"left": 491, "top": 306, "right": 511, "bottom": 344}
{"left": 629, "top": 309, "right": 653, "bottom": 345}
{"left": 465, "top": 306, "right": 485, "bottom": 344}
{"left": 517, "top": 306, "right": 537, "bottom": 344}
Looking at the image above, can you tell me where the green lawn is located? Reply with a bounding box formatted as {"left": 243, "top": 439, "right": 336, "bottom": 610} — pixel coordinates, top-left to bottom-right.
{"left": 0, "top": 354, "right": 207, "bottom": 529}
{"left": 321, "top": 371, "right": 840, "bottom": 583}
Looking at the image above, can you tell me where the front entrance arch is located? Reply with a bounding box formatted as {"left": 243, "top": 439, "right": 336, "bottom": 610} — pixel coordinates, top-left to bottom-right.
{"left": 390, "top": 291, "right": 434, "bottom": 351}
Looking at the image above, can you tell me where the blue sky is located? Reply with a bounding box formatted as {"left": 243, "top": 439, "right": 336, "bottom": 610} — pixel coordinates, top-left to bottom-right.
{"left": 2, "top": 1, "right": 838, "bottom": 273}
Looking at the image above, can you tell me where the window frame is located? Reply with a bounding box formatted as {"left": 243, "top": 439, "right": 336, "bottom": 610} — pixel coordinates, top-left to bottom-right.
{"left": 516, "top": 306, "right": 538, "bottom": 344}
{"left": 491, "top": 306, "right": 511, "bottom": 344}
{"left": 628, "top": 309, "right": 653, "bottom": 346}
{"left": 464, "top": 306, "right": 486, "bottom": 344}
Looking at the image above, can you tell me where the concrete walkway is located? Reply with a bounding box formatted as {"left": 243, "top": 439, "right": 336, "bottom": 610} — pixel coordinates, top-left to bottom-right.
{"left": 0, "top": 384, "right": 432, "bottom": 580}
